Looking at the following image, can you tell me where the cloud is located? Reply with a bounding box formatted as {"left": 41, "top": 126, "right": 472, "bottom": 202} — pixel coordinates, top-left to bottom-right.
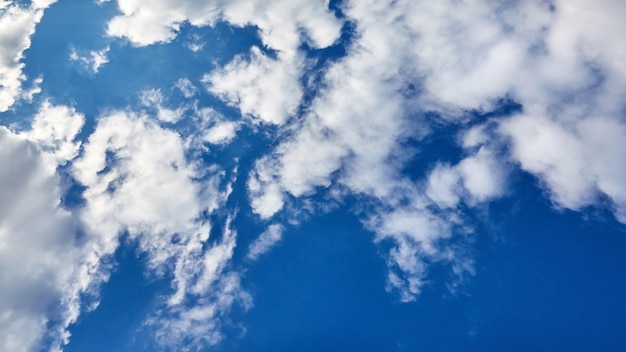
{"left": 0, "top": 103, "right": 88, "bottom": 352}
{"left": 25, "top": 101, "right": 85, "bottom": 167}
{"left": 147, "top": 220, "right": 251, "bottom": 350}
{"left": 174, "top": 78, "right": 197, "bottom": 98}
{"left": 71, "top": 111, "right": 247, "bottom": 349}
{"left": 203, "top": 47, "right": 305, "bottom": 125}
{"left": 247, "top": 224, "right": 283, "bottom": 260}
{"left": 139, "top": 88, "right": 186, "bottom": 123}
{"left": 70, "top": 45, "right": 110, "bottom": 73}
{"left": 106, "top": 0, "right": 342, "bottom": 51}
{"left": 203, "top": 121, "right": 238, "bottom": 144}
{"left": 500, "top": 113, "right": 626, "bottom": 222}
{"left": 0, "top": 0, "right": 56, "bottom": 112}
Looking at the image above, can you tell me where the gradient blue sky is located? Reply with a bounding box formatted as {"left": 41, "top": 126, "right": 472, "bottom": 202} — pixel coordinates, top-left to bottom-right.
{"left": 1, "top": 0, "right": 625, "bottom": 351}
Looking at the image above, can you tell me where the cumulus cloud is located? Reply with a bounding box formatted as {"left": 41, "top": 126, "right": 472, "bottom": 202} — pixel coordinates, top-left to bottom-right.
{"left": 0, "top": 0, "right": 56, "bottom": 112}
{"left": 501, "top": 113, "right": 626, "bottom": 222}
{"left": 25, "top": 101, "right": 85, "bottom": 167}
{"left": 70, "top": 45, "right": 110, "bottom": 73}
{"left": 0, "top": 103, "right": 89, "bottom": 352}
{"left": 203, "top": 121, "right": 238, "bottom": 144}
{"left": 106, "top": 0, "right": 342, "bottom": 51}
{"left": 204, "top": 47, "right": 305, "bottom": 125}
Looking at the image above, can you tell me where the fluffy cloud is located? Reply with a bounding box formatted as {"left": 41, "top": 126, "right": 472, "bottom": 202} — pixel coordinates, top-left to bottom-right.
{"left": 501, "top": 113, "right": 626, "bottom": 222}
{"left": 25, "top": 101, "right": 85, "bottom": 167}
{"left": 106, "top": 0, "right": 342, "bottom": 51}
{"left": 0, "top": 103, "right": 87, "bottom": 352}
{"left": 0, "top": 0, "right": 56, "bottom": 112}
{"left": 427, "top": 147, "right": 507, "bottom": 209}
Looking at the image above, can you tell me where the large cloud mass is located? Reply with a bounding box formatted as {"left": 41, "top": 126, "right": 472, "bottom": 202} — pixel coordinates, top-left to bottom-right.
{"left": 0, "top": 103, "right": 84, "bottom": 352}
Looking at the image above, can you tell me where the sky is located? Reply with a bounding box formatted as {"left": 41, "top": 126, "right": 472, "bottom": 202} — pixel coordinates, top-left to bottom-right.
{"left": 1, "top": 0, "right": 626, "bottom": 351}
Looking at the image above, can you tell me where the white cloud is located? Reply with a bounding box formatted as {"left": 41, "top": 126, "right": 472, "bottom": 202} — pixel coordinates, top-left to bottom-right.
{"left": 26, "top": 101, "right": 85, "bottom": 167}
{"left": 0, "top": 1, "right": 56, "bottom": 112}
{"left": 247, "top": 224, "right": 283, "bottom": 260}
{"left": 148, "top": 221, "right": 251, "bottom": 350}
{"left": 426, "top": 146, "right": 507, "bottom": 209}
{"left": 204, "top": 47, "right": 304, "bottom": 125}
{"left": 181, "top": 106, "right": 241, "bottom": 151}
{"left": 458, "top": 147, "right": 507, "bottom": 204}
{"left": 174, "top": 78, "right": 197, "bottom": 98}
{"left": 70, "top": 46, "right": 110, "bottom": 73}
{"left": 0, "top": 103, "right": 90, "bottom": 352}
{"left": 501, "top": 113, "right": 626, "bottom": 222}
{"left": 0, "top": 127, "right": 75, "bottom": 352}
{"left": 106, "top": 0, "right": 342, "bottom": 51}
{"left": 425, "top": 164, "right": 461, "bottom": 209}
{"left": 203, "top": 121, "right": 238, "bottom": 144}
{"left": 139, "top": 88, "right": 185, "bottom": 123}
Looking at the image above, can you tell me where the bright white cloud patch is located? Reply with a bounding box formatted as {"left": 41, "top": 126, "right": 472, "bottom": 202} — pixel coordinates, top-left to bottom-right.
{"left": 26, "top": 101, "right": 85, "bottom": 166}
{"left": 204, "top": 47, "right": 304, "bottom": 125}
{"left": 0, "top": 1, "right": 55, "bottom": 112}
{"left": 501, "top": 113, "right": 626, "bottom": 222}
{"left": 0, "top": 103, "right": 88, "bottom": 352}
{"left": 106, "top": 0, "right": 342, "bottom": 51}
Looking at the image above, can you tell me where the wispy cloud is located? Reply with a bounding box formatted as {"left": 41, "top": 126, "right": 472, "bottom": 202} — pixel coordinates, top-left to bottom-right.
{"left": 247, "top": 224, "right": 284, "bottom": 261}
{"left": 70, "top": 45, "right": 110, "bottom": 73}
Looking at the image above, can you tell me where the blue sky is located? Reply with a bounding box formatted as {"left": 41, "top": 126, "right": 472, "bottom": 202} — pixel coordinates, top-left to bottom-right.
{"left": 1, "top": 0, "right": 626, "bottom": 351}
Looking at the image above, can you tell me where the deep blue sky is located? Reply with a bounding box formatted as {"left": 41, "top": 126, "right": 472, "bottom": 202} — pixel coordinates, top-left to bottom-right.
{"left": 64, "top": 177, "right": 626, "bottom": 352}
